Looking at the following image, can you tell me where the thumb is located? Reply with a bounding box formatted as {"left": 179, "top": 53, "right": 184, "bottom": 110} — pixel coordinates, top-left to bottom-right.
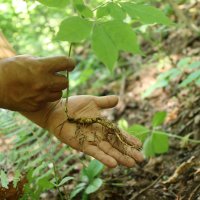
{"left": 95, "top": 95, "right": 119, "bottom": 109}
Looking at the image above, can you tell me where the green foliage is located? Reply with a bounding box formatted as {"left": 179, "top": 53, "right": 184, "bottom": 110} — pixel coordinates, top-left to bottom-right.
{"left": 143, "top": 58, "right": 200, "bottom": 98}
{"left": 71, "top": 159, "right": 104, "bottom": 199}
{"left": 0, "top": 110, "right": 77, "bottom": 198}
{"left": 56, "top": 16, "right": 93, "bottom": 42}
{"left": 73, "top": 0, "right": 93, "bottom": 18}
{"left": 92, "top": 23, "right": 118, "bottom": 71}
{"left": 0, "top": 170, "right": 9, "bottom": 189}
{"left": 53, "top": 1, "right": 171, "bottom": 71}
{"left": 120, "top": 111, "right": 169, "bottom": 158}
{"left": 121, "top": 3, "right": 172, "bottom": 25}
{"left": 128, "top": 124, "right": 149, "bottom": 143}
{"left": 152, "top": 111, "right": 167, "bottom": 127}
{"left": 37, "top": 0, "right": 69, "bottom": 8}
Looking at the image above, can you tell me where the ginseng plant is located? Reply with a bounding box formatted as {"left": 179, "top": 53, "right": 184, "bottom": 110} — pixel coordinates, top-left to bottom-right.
{"left": 56, "top": 44, "right": 142, "bottom": 154}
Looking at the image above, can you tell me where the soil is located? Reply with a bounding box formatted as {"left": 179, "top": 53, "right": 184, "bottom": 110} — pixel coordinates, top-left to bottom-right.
{"left": 0, "top": 1, "right": 200, "bottom": 200}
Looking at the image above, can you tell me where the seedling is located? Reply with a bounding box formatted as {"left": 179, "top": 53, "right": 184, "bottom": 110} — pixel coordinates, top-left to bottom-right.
{"left": 70, "top": 159, "right": 104, "bottom": 200}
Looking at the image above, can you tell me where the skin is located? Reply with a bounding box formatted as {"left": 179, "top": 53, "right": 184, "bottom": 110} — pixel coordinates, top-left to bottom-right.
{"left": 0, "top": 55, "right": 75, "bottom": 111}
{"left": 0, "top": 56, "right": 144, "bottom": 168}
{"left": 21, "top": 96, "right": 144, "bottom": 168}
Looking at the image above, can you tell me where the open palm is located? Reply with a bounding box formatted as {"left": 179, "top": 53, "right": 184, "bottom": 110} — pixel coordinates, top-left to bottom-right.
{"left": 45, "top": 95, "right": 144, "bottom": 168}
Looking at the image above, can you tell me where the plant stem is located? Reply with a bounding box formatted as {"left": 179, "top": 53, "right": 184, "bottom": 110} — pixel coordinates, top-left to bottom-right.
{"left": 65, "top": 43, "right": 73, "bottom": 115}
{"left": 166, "top": 133, "right": 200, "bottom": 144}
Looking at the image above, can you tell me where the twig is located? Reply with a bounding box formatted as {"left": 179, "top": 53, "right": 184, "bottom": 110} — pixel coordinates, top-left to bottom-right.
{"left": 188, "top": 183, "right": 200, "bottom": 200}
{"left": 130, "top": 174, "right": 163, "bottom": 200}
{"left": 163, "top": 156, "right": 196, "bottom": 184}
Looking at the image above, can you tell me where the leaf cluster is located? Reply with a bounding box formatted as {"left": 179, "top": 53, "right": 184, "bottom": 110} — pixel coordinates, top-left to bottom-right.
{"left": 36, "top": 0, "right": 172, "bottom": 71}
{"left": 0, "top": 110, "right": 76, "bottom": 199}
{"left": 143, "top": 57, "right": 200, "bottom": 98}
{"left": 70, "top": 159, "right": 104, "bottom": 200}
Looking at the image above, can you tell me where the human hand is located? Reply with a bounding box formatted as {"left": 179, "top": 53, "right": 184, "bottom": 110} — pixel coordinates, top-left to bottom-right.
{"left": 0, "top": 55, "right": 75, "bottom": 111}
{"left": 44, "top": 95, "right": 144, "bottom": 168}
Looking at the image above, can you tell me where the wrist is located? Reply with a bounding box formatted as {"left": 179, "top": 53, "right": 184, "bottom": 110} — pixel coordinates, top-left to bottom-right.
{"left": 0, "top": 60, "right": 7, "bottom": 109}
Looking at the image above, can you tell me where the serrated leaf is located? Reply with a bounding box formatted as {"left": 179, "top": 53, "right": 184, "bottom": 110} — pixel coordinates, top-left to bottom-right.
{"left": 103, "top": 20, "right": 140, "bottom": 54}
{"left": 85, "top": 159, "right": 104, "bottom": 182}
{"left": 96, "top": 5, "right": 109, "bottom": 18}
{"left": 92, "top": 23, "right": 118, "bottom": 71}
{"left": 0, "top": 170, "right": 9, "bottom": 189}
{"left": 57, "top": 176, "right": 73, "bottom": 187}
{"left": 152, "top": 131, "right": 169, "bottom": 153}
{"left": 128, "top": 124, "right": 149, "bottom": 143}
{"left": 85, "top": 178, "right": 103, "bottom": 194}
{"left": 107, "top": 2, "right": 126, "bottom": 20}
{"left": 143, "top": 135, "right": 155, "bottom": 157}
{"left": 121, "top": 3, "right": 172, "bottom": 25}
{"left": 37, "top": 0, "right": 69, "bottom": 8}
{"left": 56, "top": 16, "right": 93, "bottom": 43}
{"left": 73, "top": 0, "right": 93, "bottom": 18}
{"left": 179, "top": 70, "right": 200, "bottom": 87}
{"left": 152, "top": 111, "right": 167, "bottom": 127}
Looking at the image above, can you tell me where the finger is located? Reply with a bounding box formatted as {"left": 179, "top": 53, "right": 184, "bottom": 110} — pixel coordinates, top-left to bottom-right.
{"left": 47, "top": 91, "right": 63, "bottom": 102}
{"left": 38, "top": 56, "right": 75, "bottom": 72}
{"left": 120, "top": 130, "right": 142, "bottom": 149}
{"left": 95, "top": 95, "right": 119, "bottom": 109}
{"left": 112, "top": 142, "right": 144, "bottom": 163}
{"left": 49, "top": 75, "right": 68, "bottom": 92}
{"left": 83, "top": 145, "right": 117, "bottom": 168}
{"left": 99, "top": 141, "right": 136, "bottom": 167}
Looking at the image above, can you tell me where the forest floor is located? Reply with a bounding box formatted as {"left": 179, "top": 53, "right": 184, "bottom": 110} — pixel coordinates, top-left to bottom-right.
{"left": 83, "top": 4, "right": 200, "bottom": 199}
{"left": 0, "top": 1, "right": 200, "bottom": 200}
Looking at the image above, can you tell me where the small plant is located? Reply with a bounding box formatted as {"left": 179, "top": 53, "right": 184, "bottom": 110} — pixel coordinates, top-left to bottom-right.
{"left": 143, "top": 57, "right": 200, "bottom": 98}
{"left": 119, "top": 111, "right": 200, "bottom": 158}
{"left": 70, "top": 159, "right": 104, "bottom": 200}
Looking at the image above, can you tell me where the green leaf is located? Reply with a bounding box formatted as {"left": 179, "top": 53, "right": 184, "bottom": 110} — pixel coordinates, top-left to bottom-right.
{"left": 70, "top": 183, "right": 86, "bottom": 199}
{"left": 157, "top": 68, "right": 181, "bottom": 80}
{"left": 92, "top": 23, "right": 118, "bottom": 71}
{"left": 143, "top": 135, "right": 155, "bottom": 157}
{"left": 0, "top": 170, "right": 9, "bottom": 189}
{"left": 85, "top": 178, "right": 103, "bottom": 194}
{"left": 121, "top": 3, "right": 172, "bottom": 25}
{"left": 128, "top": 124, "right": 149, "bottom": 143}
{"left": 118, "top": 119, "right": 128, "bottom": 131}
{"left": 56, "top": 16, "right": 93, "bottom": 43}
{"left": 85, "top": 159, "right": 104, "bottom": 182}
{"left": 103, "top": 20, "right": 140, "bottom": 54}
{"left": 188, "top": 61, "right": 200, "bottom": 69}
{"left": 96, "top": 5, "right": 109, "bottom": 18}
{"left": 13, "top": 170, "right": 21, "bottom": 188}
{"left": 152, "top": 131, "right": 169, "bottom": 154}
{"left": 177, "top": 57, "right": 191, "bottom": 68}
{"left": 179, "top": 70, "right": 200, "bottom": 87}
{"left": 37, "top": 0, "right": 69, "bottom": 8}
{"left": 152, "top": 111, "right": 167, "bottom": 127}
{"left": 38, "top": 177, "right": 54, "bottom": 190}
{"left": 107, "top": 3, "right": 126, "bottom": 20}
{"left": 195, "top": 77, "right": 200, "bottom": 86}
{"left": 57, "top": 176, "right": 74, "bottom": 187}
{"left": 73, "top": 0, "right": 93, "bottom": 18}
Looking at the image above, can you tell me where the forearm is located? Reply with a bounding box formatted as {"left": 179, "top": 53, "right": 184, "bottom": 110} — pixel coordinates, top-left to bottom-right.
{"left": 20, "top": 101, "right": 69, "bottom": 136}
{"left": 20, "top": 103, "right": 54, "bottom": 130}
{"left": 0, "top": 59, "right": 6, "bottom": 108}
